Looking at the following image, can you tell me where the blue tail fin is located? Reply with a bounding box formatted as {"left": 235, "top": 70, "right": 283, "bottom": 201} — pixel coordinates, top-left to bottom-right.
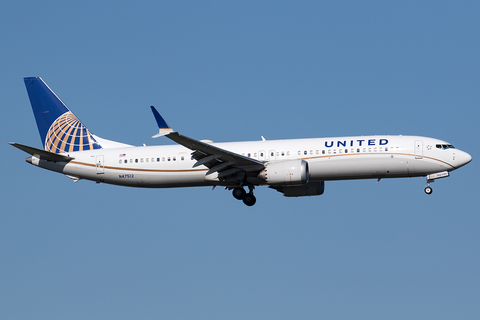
{"left": 24, "top": 77, "right": 102, "bottom": 153}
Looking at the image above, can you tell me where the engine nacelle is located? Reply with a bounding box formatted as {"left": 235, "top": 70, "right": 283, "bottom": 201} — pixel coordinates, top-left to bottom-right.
{"left": 258, "top": 160, "right": 309, "bottom": 186}
{"left": 273, "top": 181, "right": 325, "bottom": 197}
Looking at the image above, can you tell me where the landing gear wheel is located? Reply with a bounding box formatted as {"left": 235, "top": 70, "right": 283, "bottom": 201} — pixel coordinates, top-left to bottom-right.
{"left": 232, "top": 187, "right": 246, "bottom": 200}
{"left": 424, "top": 186, "right": 433, "bottom": 195}
{"left": 243, "top": 193, "right": 256, "bottom": 206}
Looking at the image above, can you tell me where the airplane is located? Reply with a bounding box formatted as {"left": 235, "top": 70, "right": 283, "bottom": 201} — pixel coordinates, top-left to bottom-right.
{"left": 11, "top": 77, "right": 472, "bottom": 206}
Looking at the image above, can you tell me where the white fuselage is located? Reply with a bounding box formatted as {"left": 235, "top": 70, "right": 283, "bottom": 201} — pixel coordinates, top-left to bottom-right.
{"left": 30, "top": 135, "right": 471, "bottom": 188}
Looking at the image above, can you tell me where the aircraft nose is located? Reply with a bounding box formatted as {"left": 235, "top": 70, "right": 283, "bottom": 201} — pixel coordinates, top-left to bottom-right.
{"left": 457, "top": 150, "right": 472, "bottom": 168}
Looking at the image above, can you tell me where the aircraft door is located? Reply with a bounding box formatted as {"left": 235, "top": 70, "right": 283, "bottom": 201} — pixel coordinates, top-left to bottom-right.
{"left": 96, "top": 155, "right": 105, "bottom": 174}
{"left": 414, "top": 140, "right": 423, "bottom": 159}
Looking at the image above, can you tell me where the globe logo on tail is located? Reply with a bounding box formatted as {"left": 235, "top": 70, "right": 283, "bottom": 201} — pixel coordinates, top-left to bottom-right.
{"left": 45, "top": 111, "right": 102, "bottom": 153}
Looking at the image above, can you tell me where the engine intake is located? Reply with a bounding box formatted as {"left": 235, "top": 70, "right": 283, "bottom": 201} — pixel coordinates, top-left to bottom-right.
{"left": 258, "top": 160, "right": 309, "bottom": 186}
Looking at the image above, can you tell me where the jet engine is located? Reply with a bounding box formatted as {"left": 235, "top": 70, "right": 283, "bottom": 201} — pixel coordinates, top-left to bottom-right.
{"left": 258, "top": 160, "right": 309, "bottom": 186}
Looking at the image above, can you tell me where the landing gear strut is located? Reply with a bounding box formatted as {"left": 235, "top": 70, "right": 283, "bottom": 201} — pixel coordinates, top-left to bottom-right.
{"left": 424, "top": 178, "right": 434, "bottom": 195}
{"left": 232, "top": 186, "right": 256, "bottom": 206}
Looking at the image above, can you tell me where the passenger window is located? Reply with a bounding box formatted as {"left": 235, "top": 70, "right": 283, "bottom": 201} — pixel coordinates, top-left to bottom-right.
{"left": 304, "top": 151, "right": 307, "bottom": 155}
{"left": 298, "top": 151, "right": 301, "bottom": 155}
{"left": 322, "top": 150, "right": 325, "bottom": 154}
{"left": 119, "top": 160, "right": 122, "bottom": 164}
{"left": 135, "top": 159, "right": 138, "bottom": 163}
{"left": 357, "top": 148, "right": 360, "bottom": 153}
{"left": 124, "top": 160, "right": 127, "bottom": 164}
{"left": 181, "top": 156, "right": 185, "bottom": 161}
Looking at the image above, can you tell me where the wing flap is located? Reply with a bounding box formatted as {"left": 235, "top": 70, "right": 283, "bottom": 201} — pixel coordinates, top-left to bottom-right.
{"left": 150, "top": 107, "right": 265, "bottom": 178}
{"left": 166, "top": 132, "right": 264, "bottom": 172}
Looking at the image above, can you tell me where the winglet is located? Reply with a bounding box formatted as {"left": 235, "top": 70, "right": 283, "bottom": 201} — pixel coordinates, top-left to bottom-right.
{"left": 151, "top": 106, "right": 174, "bottom": 138}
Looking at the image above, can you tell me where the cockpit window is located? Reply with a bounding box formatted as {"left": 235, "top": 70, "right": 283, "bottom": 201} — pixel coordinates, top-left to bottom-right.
{"left": 436, "top": 144, "right": 455, "bottom": 150}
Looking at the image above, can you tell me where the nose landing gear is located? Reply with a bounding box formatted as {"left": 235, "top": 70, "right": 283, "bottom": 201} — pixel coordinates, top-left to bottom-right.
{"left": 232, "top": 186, "right": 257, "bottom": 206}
{"left": 424, "top": 186, "right": 433, "bottom": 194}
{"left": 424, "top": 178, "right": 434, "bottom": 195}
{"left": 423, "top": 171, "right": 450, "bottom": 195}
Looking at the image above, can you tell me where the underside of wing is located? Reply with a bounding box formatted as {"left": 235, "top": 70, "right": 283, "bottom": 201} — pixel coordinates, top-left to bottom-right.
{"left": 167, "top": 132, "right": 265, "bottom": 174}
{"left": 150, "top": 107, "right": 264, "bottom": 180}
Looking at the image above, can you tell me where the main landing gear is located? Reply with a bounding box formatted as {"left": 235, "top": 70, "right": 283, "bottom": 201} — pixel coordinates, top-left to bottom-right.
{"left": 232, "top": 186, "right": 256, "bottom": 206}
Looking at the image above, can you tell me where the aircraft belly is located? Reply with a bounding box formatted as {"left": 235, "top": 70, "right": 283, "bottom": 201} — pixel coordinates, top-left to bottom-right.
{"left": 37, "top": 159, "right": 68, "bottom": 173}
{"left": 62, "top": 158, "right": 210, "bottom": 188}
{"left": 100, "top": 170, "right": 207, "bottom": 188}
{"left": 308, "top": 155, "right": 413, "bottom": 181}
{"left": 63, "top": 161, "right": 95, "bottom": 179}
{"left": 147, "top": 171, "right": 208, "bottom": 188}
{"left": 411, "top": 158, "right": 452, "bottom": 175}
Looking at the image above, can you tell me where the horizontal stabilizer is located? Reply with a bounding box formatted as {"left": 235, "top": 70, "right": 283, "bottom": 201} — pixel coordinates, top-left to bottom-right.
{"left": 9, "top": 142, "right": 74, "bottom": 161}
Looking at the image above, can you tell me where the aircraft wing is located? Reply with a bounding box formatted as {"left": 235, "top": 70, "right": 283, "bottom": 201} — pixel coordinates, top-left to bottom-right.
{"left": 150, "top": 107, "right": 265, "bottom": 176}
{"left": 10, "top": 142, "right": 74, "bottom": 161}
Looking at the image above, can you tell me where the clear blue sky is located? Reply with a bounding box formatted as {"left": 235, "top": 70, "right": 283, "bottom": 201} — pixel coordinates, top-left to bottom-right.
{"left": 1, "top": 1, "right": 479, "bottom": 319}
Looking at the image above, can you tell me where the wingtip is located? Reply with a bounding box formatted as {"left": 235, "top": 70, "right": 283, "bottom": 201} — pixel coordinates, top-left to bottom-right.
{"left": 150, "top": 106, "right": 171, "bottom": 129}
{"left": 150, "top": 106, "right": 175, "bottom": 138}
